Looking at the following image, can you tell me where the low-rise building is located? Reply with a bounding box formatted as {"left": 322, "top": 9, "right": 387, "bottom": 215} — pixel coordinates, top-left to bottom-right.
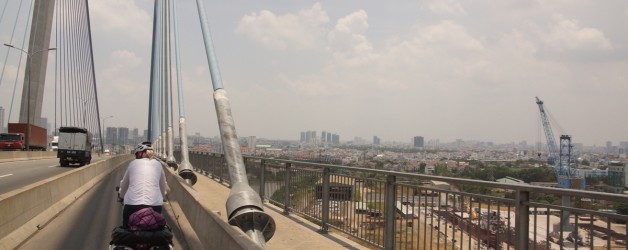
{"left": 496, "top": 176, "right": 526, "bottom": 184}
{"left": 607, "top": 161, "right": 627, "bottom": 193}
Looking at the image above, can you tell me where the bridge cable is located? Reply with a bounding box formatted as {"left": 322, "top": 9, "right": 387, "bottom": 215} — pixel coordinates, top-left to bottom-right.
{"left": 0, "top": 0, "right": 26, "bottom": 90}
{"left": 70, "top": 0, "right": 79, "bottom": 126}
{"left": 77, "top": 0, "right": 90, "bottom": 130}
{"left": 50, "top": 0, "right": 101, "bottom": 148}
{"left": 0, "top": 0, "right": 9, "bottom": 25}
{"left": 7, "top": 0, "right": 34, "bottom": 122}
{"left": 60, "top": 0, "right": 69, "bottom": 126}
{"left": 84, "top": 0, "right": 105, "bottom": 151}
{"left": 54, "top": 0, "right": 58, "bottom": 134}
{"left": 59, "top": 0, "right": 68, "bottom": 126}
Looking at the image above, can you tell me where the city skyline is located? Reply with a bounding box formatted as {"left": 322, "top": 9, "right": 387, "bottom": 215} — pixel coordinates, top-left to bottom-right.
{"left": 88, "top": 123, "right": 627, "bottom": 162}
{"left": 1, "top": 1, "right": 627, "bottom": 146}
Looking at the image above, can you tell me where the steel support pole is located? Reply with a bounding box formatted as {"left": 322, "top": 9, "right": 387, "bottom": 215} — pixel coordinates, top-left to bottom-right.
{"left": 259, "top": 159, "right": 266, "bottom": 200}
{"left": 147, "top": 0, "right": 158, "bottom": 141}
{"left": 178, "top": 117, "right": 196, "bottom": 184}
{"left": 215, "top": 90, "right": 275, "bottom": 246}
{"left": 321, "top": 167, "right": 330, "bottom": 233}
{"left": 384, "top": 175, "right": 396, "bottom": 250}
{"left": 194, "top": 0, "right": 275, "bottom": 246}
{"left": 283, "top": 163, "right": 291, "bottom": 215}
{"left": 165, "top": 0, "right": 176, "bottom": 168}
{"left": 170, "top": 0, "right": 195, "bottom": 184}
{"left": 515, "top": 190, "right": 530, "bottom": 250}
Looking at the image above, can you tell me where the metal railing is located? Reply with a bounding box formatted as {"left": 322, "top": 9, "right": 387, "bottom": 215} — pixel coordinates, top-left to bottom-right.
{"left": 181, "top": 151, "right": 628, "bottom": 250}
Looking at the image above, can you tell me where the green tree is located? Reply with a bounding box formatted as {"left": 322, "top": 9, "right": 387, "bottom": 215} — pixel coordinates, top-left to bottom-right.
{"left": 617, "top": 203, "right": 628, "bottom": 215}
{"left": 419, "top": 162, "right": 427, "bottom": 173}
{"left": 375, "top": 161, "right": 384, "bottom": 170}
{"left": 435, "top": 164, "right": 448, "bottom": 175}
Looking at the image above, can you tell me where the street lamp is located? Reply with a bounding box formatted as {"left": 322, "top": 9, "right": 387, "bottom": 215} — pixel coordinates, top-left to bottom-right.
{"left": 4, "top": 43, "right": 56, "bottom": 150}
{"left": 102, "top": 115, "right": 113, "bottom": 153}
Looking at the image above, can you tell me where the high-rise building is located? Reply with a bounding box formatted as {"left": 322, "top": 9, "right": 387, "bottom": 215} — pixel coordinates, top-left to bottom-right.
{"left": 140, "top": 129, "right": 150, "bottom": 141}
{"left": 248, "top": 136, "right": 257, "bottom": 149}
{"left": 300, "top": 132, "right": 306, "bottom": 143}
{"left": 132, "top": 128, "right": 139, "bottom": 144}
{"left": 413, "top": 136, "right": 424, "bottom": 148}
{"left": 118, "top": 127, "right": 129, "bottom": 145}
{"left": 373, "top": 136, "right": 380, "bottom": 145}
{"left": 327, "top": 133, "right": 332, "bottom": 143}
{"left": 106, "top": 127, "right": 118, "bottom": 144}
{"left": 332, "top": 134, "right": 340, "bottom": 144}
{"left": 607, "top": 161, "right": 627, "bottom": 193}
{"left": 40, "top": 117, "right": 49, "bottom": 134}
{"left": 303, "top": 130, "right": 318, "bottom": 144}
{"left": 607, "top": 141, "right": 613, "bottom": 153}
{"left": 353, "top": 136, "right": 366, "bottom": 145}
{"left": 0, "top": 106, "right": 4, "bottom": 133}
{"left": 321, "top": 131, "right": 327, "bottom": 143}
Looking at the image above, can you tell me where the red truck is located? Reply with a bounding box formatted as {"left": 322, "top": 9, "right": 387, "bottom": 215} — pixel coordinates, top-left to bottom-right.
{"left": 0, "top": 123, "right": 48, "bottom": 151}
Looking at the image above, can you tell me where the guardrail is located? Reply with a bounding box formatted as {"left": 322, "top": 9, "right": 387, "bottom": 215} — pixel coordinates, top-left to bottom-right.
{"left": 182, "top": 151, "right": 628, "bottom": 249}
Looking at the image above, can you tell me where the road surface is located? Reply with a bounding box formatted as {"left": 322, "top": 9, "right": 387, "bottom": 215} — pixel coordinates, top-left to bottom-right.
{"left": 0, "top": 155, "right": 108, "bottom": 195}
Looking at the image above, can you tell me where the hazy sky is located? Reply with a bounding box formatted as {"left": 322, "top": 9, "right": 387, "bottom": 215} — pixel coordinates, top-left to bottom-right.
{"left": 1, "top": 0, "right": 627, "bottom": 146}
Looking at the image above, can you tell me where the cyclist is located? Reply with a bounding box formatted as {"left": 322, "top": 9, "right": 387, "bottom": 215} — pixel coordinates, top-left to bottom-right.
{"left": 118, "top": 143, "right": 168, "bottom": 228}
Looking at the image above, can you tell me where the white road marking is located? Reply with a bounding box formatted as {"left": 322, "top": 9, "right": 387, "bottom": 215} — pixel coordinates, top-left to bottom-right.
{"left": 0, "top": 174, "right": 14, "bottom": 178}
{"left": 48, "top": 165, "right": 58, "bottom": 168}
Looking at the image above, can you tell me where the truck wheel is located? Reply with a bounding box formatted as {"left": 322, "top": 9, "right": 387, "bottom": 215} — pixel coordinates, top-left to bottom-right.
{"left": 60, "top": 160, "right": 68, "bottom": 167}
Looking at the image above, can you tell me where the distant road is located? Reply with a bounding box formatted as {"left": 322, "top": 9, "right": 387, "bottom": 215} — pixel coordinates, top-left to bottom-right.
{"left": 0, "top": 155, "right": 108, "bottom": 195}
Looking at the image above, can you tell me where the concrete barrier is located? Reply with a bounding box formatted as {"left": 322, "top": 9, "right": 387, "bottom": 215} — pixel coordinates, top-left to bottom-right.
{"left": 0, "top": 154, "right": 261, "bottom": 250}
{"left": 0, "top": 155, "right": 133, "bottom": 249}
{"left": 0, "top": 151, "right": 57, "bottom": 163}
{"left": 165, "top": 167, "right": 263, "bottom": 250}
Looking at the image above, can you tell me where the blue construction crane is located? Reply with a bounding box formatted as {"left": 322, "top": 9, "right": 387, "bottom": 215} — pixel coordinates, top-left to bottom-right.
{"left": 535, "top": 97, "right": 585, "bottom": 189}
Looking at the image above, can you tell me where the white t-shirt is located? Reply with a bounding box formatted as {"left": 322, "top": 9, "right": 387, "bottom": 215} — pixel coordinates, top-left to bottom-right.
{"left": 119, "top": 158, "right": 168, "bottom": 206}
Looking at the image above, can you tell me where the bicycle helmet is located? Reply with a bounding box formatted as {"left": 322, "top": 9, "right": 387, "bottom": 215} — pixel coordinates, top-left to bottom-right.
{"left": 135, "top": 143, "right": 153, "bottom": 153}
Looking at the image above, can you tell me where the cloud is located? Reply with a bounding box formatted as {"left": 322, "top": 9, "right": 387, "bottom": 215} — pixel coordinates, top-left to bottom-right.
{"left": 375, "top": 20, "right": 485, "bottom": 86}
{"left": 235, "top": 3, "right": 330, "bottom": 50}
{"left": 89, "top": 0, "right": 151, "bottom": 44}
{"left": 327, "top": 10, "right": 374, "bottom": 68}
{"left": 282, "top": 18, "right": 487, "bottom": 99}
{"left": 103, "top": 50, "right": 142, "bottom": 74}
{"left": 408, "top": 21, "right": 484, "bottom": 53}
{"left": 425, "top": 0, "right": 467, "bottom": 15}
{"left": 0, "top": 63, "right": 19, "bottom": 84}
{"left": 544, "top": 14, "right": 612, "bottom": 51}
{"left": 100, "top": 50, "right": 143, "bottom": 94}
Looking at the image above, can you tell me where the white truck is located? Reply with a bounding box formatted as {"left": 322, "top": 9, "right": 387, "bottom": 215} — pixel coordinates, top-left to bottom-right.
{"left": 57, "top": 127, "right": 92, "bottom": 167}
{"left": 50, "top": 136, "right": 59, "bottom": 151}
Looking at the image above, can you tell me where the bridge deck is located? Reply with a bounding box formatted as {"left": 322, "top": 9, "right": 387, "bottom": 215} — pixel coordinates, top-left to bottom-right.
{"left": 166, "top": 166, "right": 369, "bottom": 250}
